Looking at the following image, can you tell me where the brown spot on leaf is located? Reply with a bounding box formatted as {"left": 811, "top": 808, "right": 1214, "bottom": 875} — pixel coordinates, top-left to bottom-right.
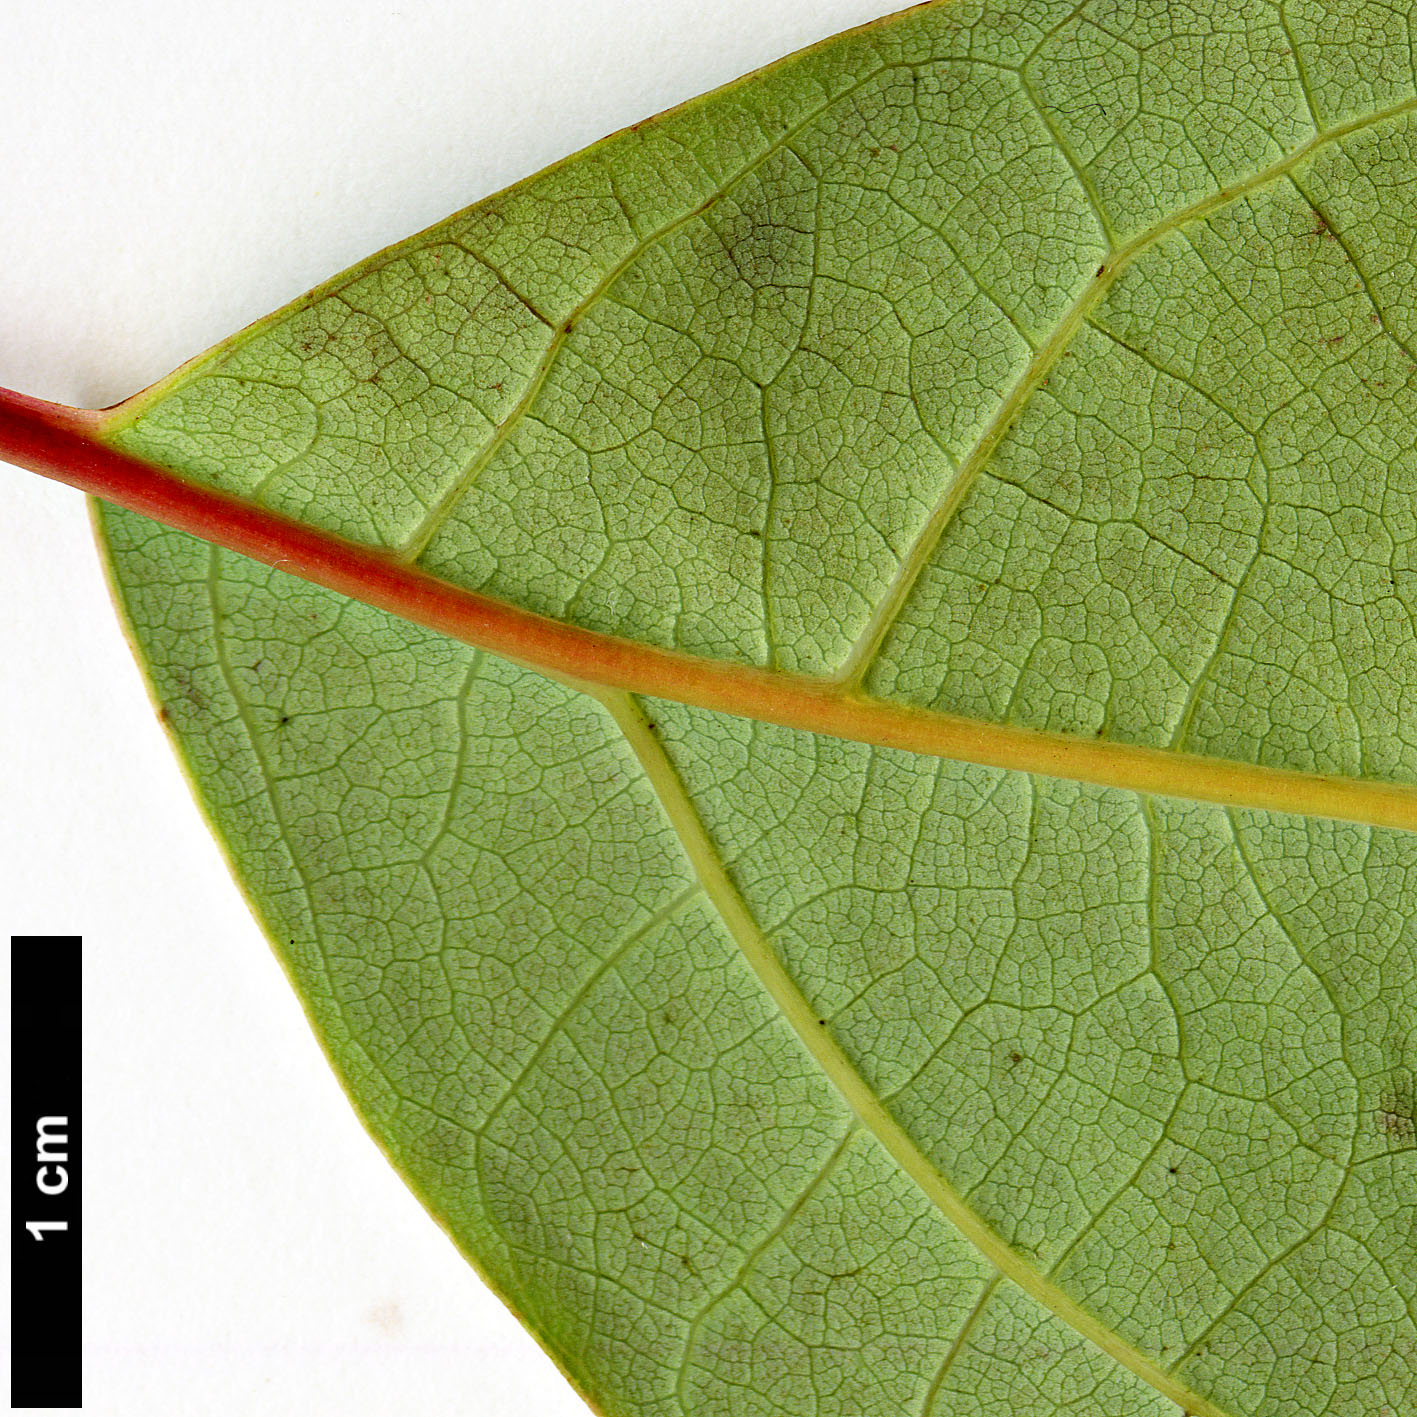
{"left": 1378, "top": 1087, "right": 1415, "bottom": 1146}
{"left": 169, "top": 666, "right": 209, "bottom": 714}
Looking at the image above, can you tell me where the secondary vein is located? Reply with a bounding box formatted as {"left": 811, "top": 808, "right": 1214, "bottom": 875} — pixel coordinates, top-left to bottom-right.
{"left": 600, "top": 686, "right": 1234, "bottom": 1417}
{"left": 836, "top": 90, "right": 1417, "bottom": 688}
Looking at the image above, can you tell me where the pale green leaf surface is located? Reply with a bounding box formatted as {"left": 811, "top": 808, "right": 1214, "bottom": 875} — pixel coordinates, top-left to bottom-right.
{"left": 93, "top": 3, "right": 1414, "bottom": 1414}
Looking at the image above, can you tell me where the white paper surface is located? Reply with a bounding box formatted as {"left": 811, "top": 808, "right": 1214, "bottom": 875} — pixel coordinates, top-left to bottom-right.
{"left": 0, "top": 2, "right": 892, "bottom": 1412}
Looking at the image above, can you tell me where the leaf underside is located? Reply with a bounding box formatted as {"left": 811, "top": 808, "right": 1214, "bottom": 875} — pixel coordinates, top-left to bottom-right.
{"left": 94, "top": 2, "right": 1414, "bottom": 1414}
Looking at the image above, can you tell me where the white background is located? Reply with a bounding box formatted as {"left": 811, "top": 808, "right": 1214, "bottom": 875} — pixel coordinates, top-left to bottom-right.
{"left": 0, "top": 2, "right": 895, "bottom": 1413}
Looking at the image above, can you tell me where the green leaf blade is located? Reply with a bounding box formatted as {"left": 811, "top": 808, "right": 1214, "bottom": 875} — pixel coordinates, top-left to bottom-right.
{"left": 87, "top": 3, "right": 1416, "bottom": 1413}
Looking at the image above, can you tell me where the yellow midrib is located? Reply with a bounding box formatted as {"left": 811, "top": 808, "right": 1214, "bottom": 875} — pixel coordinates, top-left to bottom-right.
{"left": 523, "top": 648, "right": 1417, "bottom": 833}
{"left": 601, "top": 687, "right": 1234, "bottom": 1417}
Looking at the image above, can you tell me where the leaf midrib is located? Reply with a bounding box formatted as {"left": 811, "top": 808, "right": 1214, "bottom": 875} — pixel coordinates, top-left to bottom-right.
{"left": 39, "top": 80, "right": 1416, "bottom": 841}
{"left": 7, "top": 388, "right": 1412, "bottom": 833}
{"left": 359, "top": 78, "right": 1417, "bottom": 829}
{"left": 601, "top": 687, "right": 1234, "bottom": 1417}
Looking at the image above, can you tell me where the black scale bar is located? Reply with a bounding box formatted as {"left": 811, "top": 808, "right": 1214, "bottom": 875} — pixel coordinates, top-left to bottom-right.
{"left": 11, "top": 936, "right": 82, "bottom": 1408}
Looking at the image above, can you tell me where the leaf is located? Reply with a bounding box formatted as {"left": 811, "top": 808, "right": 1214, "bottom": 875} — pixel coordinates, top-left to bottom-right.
{"left": 10, "top": 1, "right": 1417, "bottom": 1413}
